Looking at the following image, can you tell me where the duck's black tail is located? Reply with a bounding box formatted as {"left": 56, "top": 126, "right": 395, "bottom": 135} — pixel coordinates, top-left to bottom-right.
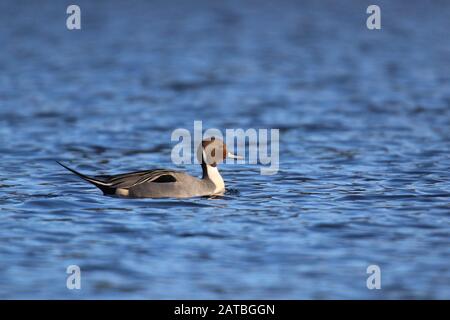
{"left": 56, "top": 161, "right": 115, "bottom": 194}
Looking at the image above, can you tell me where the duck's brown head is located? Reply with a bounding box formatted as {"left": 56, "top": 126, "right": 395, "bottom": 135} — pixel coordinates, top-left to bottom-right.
{"left": 197, "top": 137, "right": 242, "bottom": 167}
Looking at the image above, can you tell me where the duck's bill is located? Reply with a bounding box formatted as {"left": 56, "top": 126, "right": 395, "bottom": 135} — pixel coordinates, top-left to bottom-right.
{"left": 227, "top": 152, "right": 244, "bottom": 160}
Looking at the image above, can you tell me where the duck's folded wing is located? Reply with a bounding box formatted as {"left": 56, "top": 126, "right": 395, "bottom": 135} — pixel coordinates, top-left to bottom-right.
{"left": 99, "top": 169, "right": 178, "bottom": 189}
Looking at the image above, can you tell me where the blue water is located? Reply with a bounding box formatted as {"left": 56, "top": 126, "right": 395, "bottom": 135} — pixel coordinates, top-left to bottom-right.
{"left": 0, "top": 0, "right": 449, "bottom": 299}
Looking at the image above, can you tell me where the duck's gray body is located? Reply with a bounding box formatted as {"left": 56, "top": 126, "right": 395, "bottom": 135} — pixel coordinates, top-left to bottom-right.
{"left": 57, "top": 162, "right": 224, "bottom": 198}
{"left": 115, "top": 170, "right": 219, "bottom": 198}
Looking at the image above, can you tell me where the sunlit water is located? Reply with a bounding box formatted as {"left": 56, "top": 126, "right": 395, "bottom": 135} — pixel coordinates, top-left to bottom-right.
{"left": 0, "top": 0, "right": 449, "bottom": 299}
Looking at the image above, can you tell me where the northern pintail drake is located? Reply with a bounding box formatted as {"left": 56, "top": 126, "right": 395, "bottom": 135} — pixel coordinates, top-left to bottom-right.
{"left": 57, "top": 137, "right": 242, "bottom": 198}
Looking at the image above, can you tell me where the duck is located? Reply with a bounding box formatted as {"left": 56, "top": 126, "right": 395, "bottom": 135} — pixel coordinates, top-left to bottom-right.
{"left": 57, "top": 137, "right": 242, "bottom": 198}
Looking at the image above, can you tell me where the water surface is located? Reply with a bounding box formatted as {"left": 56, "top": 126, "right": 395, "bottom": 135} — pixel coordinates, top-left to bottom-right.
{"left": 0, "top": 0, "right": 449, "bottom": 299}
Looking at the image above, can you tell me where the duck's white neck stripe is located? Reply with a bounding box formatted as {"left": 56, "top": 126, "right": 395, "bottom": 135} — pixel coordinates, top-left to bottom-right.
{"left": 205, "top": 164, "right": 225, "bottom": 193}
{"left": 201, "top": 150, "right": 225, "bottom": 193}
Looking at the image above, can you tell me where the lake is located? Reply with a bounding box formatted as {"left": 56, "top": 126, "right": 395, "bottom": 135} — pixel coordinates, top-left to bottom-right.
{"left": 0, "top": 0, "right": 449, "bottom": 299}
